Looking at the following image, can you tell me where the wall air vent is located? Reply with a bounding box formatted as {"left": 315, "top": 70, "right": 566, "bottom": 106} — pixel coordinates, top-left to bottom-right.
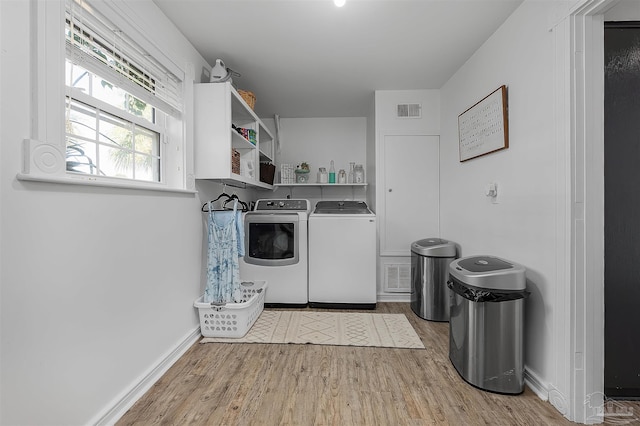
{"left": 396, "top": 103, "right": 422, "bottom": 118}
{"left": 384, "top": 264, "right": 411, "bottom": 293}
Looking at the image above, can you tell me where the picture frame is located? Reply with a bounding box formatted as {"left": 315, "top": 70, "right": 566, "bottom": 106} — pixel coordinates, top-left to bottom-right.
{"left": 458, "top": 85, "right": 509, "bottom": 162}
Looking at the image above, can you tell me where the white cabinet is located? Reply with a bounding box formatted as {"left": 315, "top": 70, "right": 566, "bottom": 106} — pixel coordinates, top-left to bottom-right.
{"left": 194, "top": 82, "right": 274, "bottom": 189}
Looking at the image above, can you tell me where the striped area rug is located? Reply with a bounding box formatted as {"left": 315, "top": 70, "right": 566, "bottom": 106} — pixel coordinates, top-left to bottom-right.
{"left": 200, "top": 310, "right": 425, "bottom": 349}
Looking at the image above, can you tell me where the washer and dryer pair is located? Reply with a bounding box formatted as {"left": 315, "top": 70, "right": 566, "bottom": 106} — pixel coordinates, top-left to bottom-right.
{"left": 239, "top": 199, "right": 376, "bottom": 308}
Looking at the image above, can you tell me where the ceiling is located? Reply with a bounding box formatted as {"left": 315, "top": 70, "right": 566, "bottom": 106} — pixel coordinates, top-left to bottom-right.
{"left": 154, "top": 0, "right": 523, "bottom": 118}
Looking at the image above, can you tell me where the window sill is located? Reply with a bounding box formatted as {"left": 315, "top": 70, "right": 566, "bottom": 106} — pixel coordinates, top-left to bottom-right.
{"left": 16, "top": 173, "right": 197, "bottom": 195}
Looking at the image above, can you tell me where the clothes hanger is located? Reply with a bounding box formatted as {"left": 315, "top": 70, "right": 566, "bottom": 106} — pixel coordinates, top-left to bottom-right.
{"left": 223, "top": 193, "right": 249, "bottom": 212}
{"left": 211, "top": 184, "right": 232, "bottom": 202}
{"left": 201, "top": 188, "right": 249, "bottom": 212}
{"left": 201, "top": 184, "right": 234, "bottom": 211}
{"left": 201, "top": 196, "right": 230, "bottom": 212}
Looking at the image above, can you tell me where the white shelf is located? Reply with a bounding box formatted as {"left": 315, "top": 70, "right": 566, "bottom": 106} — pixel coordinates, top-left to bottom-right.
{"left": 225, "top": 173, "right": 274, "bottom": 189}
{"left": 232, "top": 131, "right": 257, "bottom": 150}
{"left": 274, "top": 183, "right": 368, "bottom": 187}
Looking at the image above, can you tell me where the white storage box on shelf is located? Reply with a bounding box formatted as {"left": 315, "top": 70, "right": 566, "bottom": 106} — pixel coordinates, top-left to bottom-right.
{"left": 194, "top": 280, "right": 267, "bottom": 338}
{"left": 280, "top": 163, "right": 296, "bottom": 184}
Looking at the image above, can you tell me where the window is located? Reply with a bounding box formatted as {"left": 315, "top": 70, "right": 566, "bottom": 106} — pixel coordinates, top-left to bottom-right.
{"left": 65, "top": 70, "right": 162, "bottom": 181}
{"left": 63, "top": 0, "right": 182, "bottom": 184}
{"left": 20, "top": 0, "right": 192, "bottom": 192}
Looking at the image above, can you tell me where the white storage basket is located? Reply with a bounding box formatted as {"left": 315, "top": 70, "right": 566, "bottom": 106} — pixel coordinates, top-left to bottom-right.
{"left": 194, "top": 281, "right": 267, "bottom": 338}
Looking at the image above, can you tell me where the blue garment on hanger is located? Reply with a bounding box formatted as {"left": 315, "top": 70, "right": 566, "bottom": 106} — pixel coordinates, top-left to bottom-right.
{"left": 236, "top": 209, "right": 245, "bottom": 257}
{"left": 204, "top": 200, "right": 242, "bottom": 303}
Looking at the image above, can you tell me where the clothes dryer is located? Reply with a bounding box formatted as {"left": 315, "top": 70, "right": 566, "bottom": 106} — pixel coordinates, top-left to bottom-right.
{"left": 239, "top": 199, "right": 310, "bottom": 307}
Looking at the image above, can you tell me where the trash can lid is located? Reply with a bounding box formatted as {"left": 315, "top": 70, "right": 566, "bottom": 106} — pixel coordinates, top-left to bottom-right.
{"left": 448, "top": 255, "right": 526, "bottom": 291}
{"left": 411, "top": 238, "right": 457, "bottom": 257}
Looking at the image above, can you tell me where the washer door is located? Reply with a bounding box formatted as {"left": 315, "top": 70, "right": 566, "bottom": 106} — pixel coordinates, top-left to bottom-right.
{"left": 244, "top": 213, "right": 299, "bottom": 266}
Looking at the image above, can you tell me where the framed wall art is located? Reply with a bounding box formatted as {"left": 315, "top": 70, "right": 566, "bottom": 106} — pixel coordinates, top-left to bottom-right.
{"left": 458, "top": 85, "right": 509, "bottom": 162}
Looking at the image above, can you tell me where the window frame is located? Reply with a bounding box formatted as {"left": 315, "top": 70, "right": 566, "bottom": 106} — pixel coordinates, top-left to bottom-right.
{"left": 19, "top": 0, "right": 195, "bottom": 194}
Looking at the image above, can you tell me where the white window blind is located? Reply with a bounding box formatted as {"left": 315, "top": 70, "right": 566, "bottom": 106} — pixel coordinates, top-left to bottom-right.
{"left": 65, "top": 0, "right": 183, "bottom": 119}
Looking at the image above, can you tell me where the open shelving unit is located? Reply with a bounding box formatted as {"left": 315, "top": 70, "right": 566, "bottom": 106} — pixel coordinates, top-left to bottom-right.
{"left": 194, "top": 82, "right": 274, "bottom": 189}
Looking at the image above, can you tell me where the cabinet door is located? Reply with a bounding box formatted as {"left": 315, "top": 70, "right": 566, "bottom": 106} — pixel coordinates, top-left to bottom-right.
{"left": 380, "top": 135, "right": 439, "bottom": 256}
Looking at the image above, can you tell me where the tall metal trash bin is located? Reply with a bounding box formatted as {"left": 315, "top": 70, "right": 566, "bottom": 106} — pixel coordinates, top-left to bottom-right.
{"left": 410, "top": 238, "right": 458, "bottom": 321}
{"left": 447, "top": 255, "right": 530, "bottom": 394}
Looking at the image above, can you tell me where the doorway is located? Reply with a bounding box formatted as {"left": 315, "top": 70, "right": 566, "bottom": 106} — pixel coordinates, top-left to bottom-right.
{"left": 604, "top": 21, "right": 640, "bottom": 399}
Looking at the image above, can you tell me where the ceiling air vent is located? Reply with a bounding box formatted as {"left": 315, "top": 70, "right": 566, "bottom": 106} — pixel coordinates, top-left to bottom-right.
{"left": 397, "top": 103, "right": 421, "bottom": 118}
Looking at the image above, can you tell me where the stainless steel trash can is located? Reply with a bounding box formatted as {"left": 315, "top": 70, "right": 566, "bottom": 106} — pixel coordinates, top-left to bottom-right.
{"left": 410, "top": 238, "right": 458, "bottom": 321}
{"left": 447, "top": 255, "right": 530, "bottom": 394}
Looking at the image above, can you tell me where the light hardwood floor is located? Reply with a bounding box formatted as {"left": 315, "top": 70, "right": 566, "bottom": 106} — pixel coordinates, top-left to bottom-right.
{"left": 118, "top": 303, "right": 639, "bottom": 425}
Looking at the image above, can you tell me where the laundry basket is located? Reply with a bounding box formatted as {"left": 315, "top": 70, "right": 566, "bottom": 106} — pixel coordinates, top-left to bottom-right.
{"left": 194, "top": 280, "right": 267, "bottom": 338}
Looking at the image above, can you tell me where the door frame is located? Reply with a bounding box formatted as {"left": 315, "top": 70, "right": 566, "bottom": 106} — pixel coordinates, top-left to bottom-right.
{"left": 555, "top": 0, "right": 616, "bottom": 423}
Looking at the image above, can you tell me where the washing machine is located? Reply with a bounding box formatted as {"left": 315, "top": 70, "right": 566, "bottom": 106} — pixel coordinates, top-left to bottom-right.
{"left": 308, "top": 201, "right": 376, "bottom": 309}
{"left": 239, "top": 199, "right": 310, "bottom": 307}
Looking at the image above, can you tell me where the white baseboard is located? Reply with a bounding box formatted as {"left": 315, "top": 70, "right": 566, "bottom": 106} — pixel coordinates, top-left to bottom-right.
{"left": 525, "top": 367, "right": 549, "bottom": 401}
{"left": 91, "top": 327, "right": 201, "bottom": 426}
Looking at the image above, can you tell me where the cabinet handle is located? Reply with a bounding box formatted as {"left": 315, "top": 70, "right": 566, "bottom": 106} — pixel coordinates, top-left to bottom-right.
{"left": 388, "top": 188, "right": 393, "bottom": 192}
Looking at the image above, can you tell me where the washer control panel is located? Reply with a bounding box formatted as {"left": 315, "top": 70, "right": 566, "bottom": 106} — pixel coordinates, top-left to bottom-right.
{"left": 254, "top": 199, "right": 309, "bottom": 212}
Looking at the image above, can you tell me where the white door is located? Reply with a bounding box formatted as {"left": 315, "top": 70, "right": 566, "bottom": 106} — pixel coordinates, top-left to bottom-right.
{"left": 380, "top": 135, "right": 439, "bottom": 256}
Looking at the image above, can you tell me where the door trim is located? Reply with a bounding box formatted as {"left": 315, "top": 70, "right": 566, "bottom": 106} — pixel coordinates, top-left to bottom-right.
{"left": 554, "top": 0, "right": 613, "bottom": 422}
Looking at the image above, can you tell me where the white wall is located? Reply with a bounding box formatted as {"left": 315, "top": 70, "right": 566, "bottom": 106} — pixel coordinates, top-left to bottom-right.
{"left": 270, "top": 117, "right": 368, "bottom": 207}
{"left": 604, "top": 0, "right": 640, "bottom": 20}
{"left": 440, "top": 0, "right": 558, "bottom": 396}
{"left": 0, "top": 1, "right": 215, "bottom": 425}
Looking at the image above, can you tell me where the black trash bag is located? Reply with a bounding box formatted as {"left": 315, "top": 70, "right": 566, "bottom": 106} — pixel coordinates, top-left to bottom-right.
{"left": 447, "top": 278, "right": 530, "bottom": 303}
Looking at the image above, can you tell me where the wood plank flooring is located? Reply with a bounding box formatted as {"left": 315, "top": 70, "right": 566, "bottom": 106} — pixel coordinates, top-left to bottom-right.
{"left": 118, "top": 303, "right": 639, "bottom": 425}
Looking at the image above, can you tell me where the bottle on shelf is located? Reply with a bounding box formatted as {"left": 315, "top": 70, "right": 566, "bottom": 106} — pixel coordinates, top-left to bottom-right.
{"left": 317, "top": 167, "right": 328, "bottom": 183}
{"left": 348, "top": 162, "right": 355, "bottom": 183}
{"left": 329, "top": 160, "right": 336, "bottom": 183}
{"left": 354, "top": 164, "right": 365, "bottom": 183}
{"left": 338, "top": 169, "right": 347, "bottom": 184}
